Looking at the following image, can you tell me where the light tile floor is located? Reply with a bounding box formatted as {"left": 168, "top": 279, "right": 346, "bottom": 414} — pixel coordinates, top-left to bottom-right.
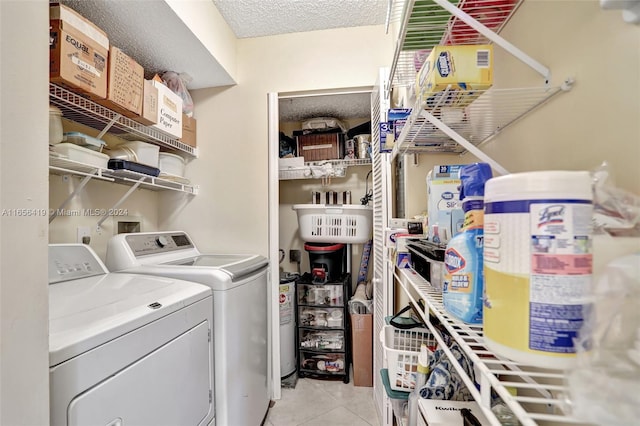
{"left": 264, "top": 376, "right": 380, "bottom": 426}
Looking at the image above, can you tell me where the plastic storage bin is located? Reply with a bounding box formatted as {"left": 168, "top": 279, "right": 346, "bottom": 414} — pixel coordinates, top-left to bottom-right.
{"left": 381, "top": 325, "right": 436, "bottom": 392}
{"left": 298, "top": 307, "right": 345, "bottom": 328}
{"left": 292, "top": 204, "right": 373, "bottom": 244}
{"left": 158, "top": 152, "right": 186, "bottom": 177}
{"left": 298, "top": 329, "right": 345, "bottom": 351}
{"left": 119, "top": 141, "right": 160, "bottom": 167}
{"left": 297, "top": 282, "right": 344, "bottom": 306}
{"left": 52, "top": 143, "right": 109, "bottom": 169}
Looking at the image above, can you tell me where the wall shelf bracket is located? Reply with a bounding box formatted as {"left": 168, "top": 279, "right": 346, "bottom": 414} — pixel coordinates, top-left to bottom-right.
{"left": 96, "top": 177, "right": 145, "bottom": 230}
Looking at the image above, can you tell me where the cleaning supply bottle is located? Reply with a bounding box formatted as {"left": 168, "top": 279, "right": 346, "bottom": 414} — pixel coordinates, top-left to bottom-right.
{"left": 407, "top": 344, "right": 430, "bottom": 426}
{"left": 442, "top": 163, "right": 493, "bottom": 324}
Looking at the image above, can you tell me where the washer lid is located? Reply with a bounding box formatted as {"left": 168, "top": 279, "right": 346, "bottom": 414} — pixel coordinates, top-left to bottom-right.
{"left": 48, "top": 273, "right": 211, "bottom": 367}
{"left": 167, "top": 254, "right": 268, "bottom": 281}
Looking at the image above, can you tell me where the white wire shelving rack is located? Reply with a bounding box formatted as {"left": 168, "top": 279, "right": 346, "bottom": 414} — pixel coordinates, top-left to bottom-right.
{"left": 394, "top": 267, "right": 592, "bottom": 426}
{"left": 49, "top": 83, "right": 198, "bottom": 157}
{"left": 49, "top": 156, "right": 198, "bottom": 225}
{"left": 386, "top": 0, "right": 574, "bottom": 173}
{"left": 278, "top": 158, "right": 372, "bottom": 181}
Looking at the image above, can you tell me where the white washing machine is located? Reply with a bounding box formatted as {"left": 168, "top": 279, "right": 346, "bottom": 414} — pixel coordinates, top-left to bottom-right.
{"left": 48, "top": 244, "right": 215, "bottom": 426}
{"left": 106, "top": 231, "right": 270, "bottom": 426}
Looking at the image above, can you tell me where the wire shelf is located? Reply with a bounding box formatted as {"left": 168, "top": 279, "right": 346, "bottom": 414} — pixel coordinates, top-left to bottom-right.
{"left": 388, "top": 0, "right": 522, "bottom": 89}
{"left": 278, "top": 158, "right": 371, "bottom": 180}
{"left": 49, "top": 83, "right": 197, "bottom": 157}
{"left": 391, "top": 84, "right": 565, "bottom": 157}
{"left": 395, "top": 267, "right": 593, "bottom": 426}
{"left": 49, "top": 156, "right": 198, "bottom": 194}
{"left": 385, "top": 0, "right": 572, "bottom": 163}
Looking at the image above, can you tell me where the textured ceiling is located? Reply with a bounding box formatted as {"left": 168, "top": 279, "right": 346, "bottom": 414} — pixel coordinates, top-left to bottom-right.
{"left": 212, "top": 0, "right": 388, "bottom": 38}
{"left": 279, "top": 92, "right": 372, "bottom": 122}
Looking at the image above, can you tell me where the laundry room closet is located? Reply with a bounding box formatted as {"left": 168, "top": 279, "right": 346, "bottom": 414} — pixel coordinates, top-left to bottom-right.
{"left": 277, "top": 90, "right": 374, "bottom": 278}
{"left": 2, "top": 0, "right": 639, "bottom": 425}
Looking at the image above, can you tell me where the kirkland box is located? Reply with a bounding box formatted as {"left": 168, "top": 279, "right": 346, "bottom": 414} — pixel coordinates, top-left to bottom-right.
{"left": 151, "top": 78, "right": 182, "bottom": 138}
{"left": 416, "top": 44, "right": 493, "bottom": 108}
{"left": 94, "top": 46, "right": 144, "bottom": 117}
{"left": 50, "top": 4, "right": 109, "bottom": 99}
{"left": 418, "top": 400, "right": 490, "bottom": 425}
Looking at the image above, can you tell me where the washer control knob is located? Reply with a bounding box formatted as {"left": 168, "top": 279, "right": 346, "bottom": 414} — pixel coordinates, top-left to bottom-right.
{"left": 156, "top": 236, "right": 169, "bottom": 248}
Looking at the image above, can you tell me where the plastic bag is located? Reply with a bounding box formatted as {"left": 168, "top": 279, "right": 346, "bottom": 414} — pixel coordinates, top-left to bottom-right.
{"left": 161, "top": 71, "right": 194, "bottom": 117}
{"left": 591, "top": 161, "right": 640, "bottom": 236}
{"left": 566, "top": 253, "right": 640, "bottom": 425}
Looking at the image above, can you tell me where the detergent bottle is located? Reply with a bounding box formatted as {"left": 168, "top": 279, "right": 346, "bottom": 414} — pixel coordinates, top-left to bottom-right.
{"left": 442, "top": 163, "right": 493, "bottom": 324}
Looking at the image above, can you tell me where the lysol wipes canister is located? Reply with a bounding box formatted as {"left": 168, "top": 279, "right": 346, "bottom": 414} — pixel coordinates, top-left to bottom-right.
{"left": 483, "top": 171, "right": 593, "bottom": 369}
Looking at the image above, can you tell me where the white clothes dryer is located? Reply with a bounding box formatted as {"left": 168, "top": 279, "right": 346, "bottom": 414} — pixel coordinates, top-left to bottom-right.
{"left": 106, "top": 231, "right": 270, "bottom": 426}
{"left": 48, "top": 244, "right": 215, "bottom": 426}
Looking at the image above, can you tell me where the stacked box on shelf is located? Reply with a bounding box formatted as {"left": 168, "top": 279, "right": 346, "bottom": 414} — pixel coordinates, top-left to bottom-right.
{"left": 93, "top": 46, "right": 144, "bottom": 118}
{"left": 49, "top": 3, "right": 109, "bottom": 99}
{"left": 416, "top": 44, "right": 494, "bottom": 108}
{"left": 150, "top": 77, "right": 183, "bottom": 139}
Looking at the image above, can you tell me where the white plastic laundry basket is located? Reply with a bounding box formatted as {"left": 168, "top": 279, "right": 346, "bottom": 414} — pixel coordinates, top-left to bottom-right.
{"left": 381, "top": 325, "right": 436, "bottom": 392}
{"left": 292, "top": 204, "right": 373, "bottom": 244}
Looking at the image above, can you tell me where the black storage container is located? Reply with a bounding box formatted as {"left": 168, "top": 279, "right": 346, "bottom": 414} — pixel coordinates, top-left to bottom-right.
{"left": 304, "top": 242, "right": 345, "bottom": 283}
{"left": 406, "top": 239, "right": 446, "bottom": 289}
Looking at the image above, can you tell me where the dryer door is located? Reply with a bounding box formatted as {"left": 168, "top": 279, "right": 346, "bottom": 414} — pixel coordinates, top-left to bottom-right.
{"left": 67, "top": 321, "right": 212, "bottom": 426}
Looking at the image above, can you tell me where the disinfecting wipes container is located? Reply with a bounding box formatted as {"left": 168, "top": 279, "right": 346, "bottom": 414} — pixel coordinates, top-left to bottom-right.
{"left": 483, "top": 171, "right": 593, "bottom": 369}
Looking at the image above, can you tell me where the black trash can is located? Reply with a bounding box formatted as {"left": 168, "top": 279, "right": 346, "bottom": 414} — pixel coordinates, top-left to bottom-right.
{"left": 304, "top": 242, "right": 345, "bottom": 282}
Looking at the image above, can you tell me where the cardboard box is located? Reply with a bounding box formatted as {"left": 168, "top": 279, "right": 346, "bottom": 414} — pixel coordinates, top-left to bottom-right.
{"left": 427, "top": 165, "right": 464, "bottom": 243}
{"left": 418, "top": 399, "right": 491, "bottom": 425}
{"left": 133, "top": 79, "right": 159, "bottom": 125}
{"left": 396, "top": 251, "right": 412, "bottom": 269}
{"left": 350, "top": 313, "right": 373, "bottom": 387}
{"left": 49, "top": 4, "right": 109, "bottom": 99}
{"left": 381, "top": 108, "right": 412, "bottom": 152}
{"left": 94, "top": 46, "right": 144, "bottom": 117}
{"left": 180, "top": 114, "right": 197, "bottom": 147}
{"left": 416, "top": 45, "right": 493, "bottom": 108}
{"left": 151, "top": 79, "right": 182, "bottom": 139}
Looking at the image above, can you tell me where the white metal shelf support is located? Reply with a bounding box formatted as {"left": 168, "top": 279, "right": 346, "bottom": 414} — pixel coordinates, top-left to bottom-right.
{"left": 96, "top": 176, "right": 146, "bottom": 230}
{"left": 422, "top": 111, "right": 510, "bottom": 175}
{"left": 432, "top": 0, "right": 551, "bottom": 83}
{"left": 48, "top": 169, "right": 115, "bottom": 223}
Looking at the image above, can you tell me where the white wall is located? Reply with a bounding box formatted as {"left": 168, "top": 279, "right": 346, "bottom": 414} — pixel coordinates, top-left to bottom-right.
{"left": 159, "top": 25, "right": 394, "bottom": 254}
{"left": 0, "top": 1, "right": 50, "bottom": 424}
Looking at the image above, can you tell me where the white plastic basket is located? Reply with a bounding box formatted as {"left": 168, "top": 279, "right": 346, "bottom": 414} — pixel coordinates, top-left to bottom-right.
{"left": 381, "top": 325, "right": 437, "bottom": 392}
{"left": 292, "top": 204, "right": 373, "bottom": 243}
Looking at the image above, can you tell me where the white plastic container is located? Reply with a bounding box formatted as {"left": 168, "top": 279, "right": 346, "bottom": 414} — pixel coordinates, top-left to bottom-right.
{"left": 158, "top": 152, "right": 186, "bottom": 177}
{"left": 292, "top": 204, "right": 373, "bottom": 244}
{"left": 52, "top": 143, "right": 109, "bottom": 169}
{"left": 119, "top": 141, "right": 159, "bottom": 167}
{"left": 483, "top": 171, "right": 593, "bottom": 369}
{"left": 49, "top": 105, "right": 64, "bottom": 145}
